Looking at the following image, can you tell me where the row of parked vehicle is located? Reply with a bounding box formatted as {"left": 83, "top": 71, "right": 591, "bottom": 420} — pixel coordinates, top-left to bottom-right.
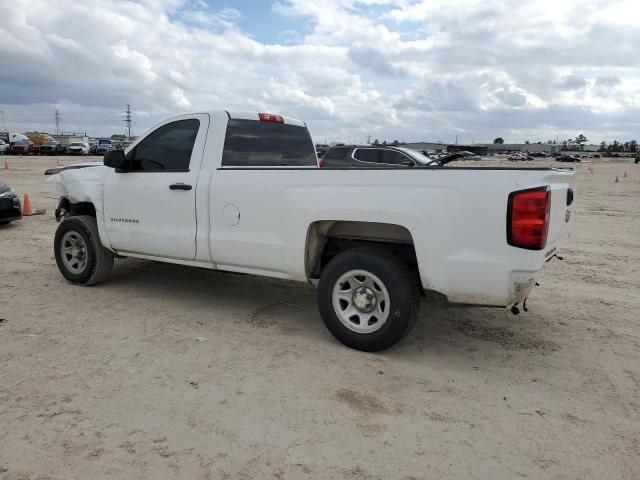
{"left": 0, "top": 139, "right": 115, "bottom": 156}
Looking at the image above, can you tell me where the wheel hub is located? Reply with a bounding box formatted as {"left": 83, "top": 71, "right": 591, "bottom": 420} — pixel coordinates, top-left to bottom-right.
{"left": 60, "top": 231, "right": 89, "bottom": 275}
{"left": 353, "top": 286, "right": 377, "bottom": 312}
{"left": 331, "top": 269, "right": 391, "bottom": 334}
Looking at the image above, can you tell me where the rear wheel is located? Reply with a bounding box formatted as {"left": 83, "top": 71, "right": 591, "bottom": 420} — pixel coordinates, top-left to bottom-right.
{"left": 318, "top": 247, "right": 420, "bottom": 352}
{"left": 54, "top": 215, "right": 113, "bottom": 285}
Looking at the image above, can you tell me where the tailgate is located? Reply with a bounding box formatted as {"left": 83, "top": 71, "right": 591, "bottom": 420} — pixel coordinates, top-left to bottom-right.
{"left": 543, "top": 169, "right": 576, "bottom": 258}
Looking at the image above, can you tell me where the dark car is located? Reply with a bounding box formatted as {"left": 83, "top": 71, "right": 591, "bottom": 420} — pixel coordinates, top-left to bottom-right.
{"left": 0, "top": 182, "right": 22, "bottom": 225}
{"left": 556, "top": 155, "right": 581, "bottom": 162}
{"left": 316, "top": 144, "right": 330, "bottom": 157}
{"left": 56, "top": 144, "right": 68, "bottom": 154}
{"left": 321, "top": 145, "right": 434, "bottom": 168}
{"left": 39, "top": 141, "right": 61, "bottom": 155}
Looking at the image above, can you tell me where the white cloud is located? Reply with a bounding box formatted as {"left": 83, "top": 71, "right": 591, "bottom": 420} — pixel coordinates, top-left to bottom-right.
{"left": 0, "top": 0, "right": 639, "bottom": 143}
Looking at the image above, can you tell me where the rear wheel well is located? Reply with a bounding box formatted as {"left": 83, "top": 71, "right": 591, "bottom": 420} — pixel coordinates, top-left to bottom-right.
{"left": 306, "top": 221, "right": 420, "bottom": 286}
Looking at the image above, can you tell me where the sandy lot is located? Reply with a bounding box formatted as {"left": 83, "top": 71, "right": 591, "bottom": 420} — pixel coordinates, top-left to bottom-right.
{"left": 1, "top": 155, "right": 639, "bottom": 479}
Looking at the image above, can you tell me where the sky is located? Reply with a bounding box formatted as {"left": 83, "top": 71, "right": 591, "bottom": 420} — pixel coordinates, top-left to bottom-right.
{"left": 1, "top": 0, "right": 639, "bottom": 144}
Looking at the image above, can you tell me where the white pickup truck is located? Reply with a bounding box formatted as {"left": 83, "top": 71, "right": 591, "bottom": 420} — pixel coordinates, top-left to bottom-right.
{"left": 48, "top": 111, "right": 575, "bottom": 351}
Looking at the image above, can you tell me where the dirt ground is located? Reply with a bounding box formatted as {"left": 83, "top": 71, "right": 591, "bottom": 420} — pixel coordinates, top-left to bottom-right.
{"left": 1, "top": 154, "right": 639, "bottom": 480}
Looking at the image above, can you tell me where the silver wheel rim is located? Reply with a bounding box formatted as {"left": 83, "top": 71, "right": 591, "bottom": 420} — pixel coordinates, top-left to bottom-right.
{"left": 332, "top": 269, "right": 390, "bottom": 334}
{"left": 60, "top": 231, "right": 88, "bottom": 274}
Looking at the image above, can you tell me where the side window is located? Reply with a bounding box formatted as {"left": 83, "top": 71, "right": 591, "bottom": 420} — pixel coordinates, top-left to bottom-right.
{"left": 323, "top": 147, "right": 351, "bottom": 160}
{"left": 127, "top": 119, "right": 199, "bottom": 172}
{"left": 380, "top": 150, "right": 412, "bottom": 165}
{"left": 353, "top": 149, "right": 380, "bottom": 163}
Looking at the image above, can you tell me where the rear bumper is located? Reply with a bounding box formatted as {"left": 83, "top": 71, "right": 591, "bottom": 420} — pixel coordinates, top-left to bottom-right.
{"left": 420, "top": 249, "right": 550, "bottom": 307}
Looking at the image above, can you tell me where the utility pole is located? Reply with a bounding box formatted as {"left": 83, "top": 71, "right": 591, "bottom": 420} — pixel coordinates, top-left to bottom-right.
{"left": 0, "top": 111, "right": 7, "bottom": 132}
{"left": 123, "top": 104, "right": 133, "bottom": 139}
{"left": 367, "top": 133, "right": 371, "bottom": 145}
{"left": 55, "top": 110, "right": 62, "bottom": 136}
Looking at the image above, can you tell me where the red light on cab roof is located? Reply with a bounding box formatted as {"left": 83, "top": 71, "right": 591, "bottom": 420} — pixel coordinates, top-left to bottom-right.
{"left": 259, "top": 113, "right": 284, "bottom": 124}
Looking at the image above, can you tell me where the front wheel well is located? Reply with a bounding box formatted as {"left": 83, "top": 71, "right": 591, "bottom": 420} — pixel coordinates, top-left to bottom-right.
{"left": 55, "top": 198, "right": 96, "bottom": 221}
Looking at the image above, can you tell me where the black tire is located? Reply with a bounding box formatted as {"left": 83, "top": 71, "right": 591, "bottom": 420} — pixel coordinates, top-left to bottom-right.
{"left": 318, "top": 247, "right": 420, "bottom": 352}
{"left": 54, "top": 215, "right": 114, "bottom": 286}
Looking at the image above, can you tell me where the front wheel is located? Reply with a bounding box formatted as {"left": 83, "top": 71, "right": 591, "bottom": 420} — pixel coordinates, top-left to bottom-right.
{"left": 318, "top": 247, "right": 420, "bottom": 352}
{"left": 54, "top": 215, "right": 114, "bottom": 285}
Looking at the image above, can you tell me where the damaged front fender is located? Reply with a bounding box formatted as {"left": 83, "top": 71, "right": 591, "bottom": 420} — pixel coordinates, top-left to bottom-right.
{"left": 46, "top": 163, "right": 114, "bottom": 252}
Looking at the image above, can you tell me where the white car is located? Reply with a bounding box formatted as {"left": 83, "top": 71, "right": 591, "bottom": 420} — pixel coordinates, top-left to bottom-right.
{"left": 0, "top": 139, "right": 9, "bottom": 154}
{"left": 47, "top": 111, "right": 576, "bottom": 351}
{"left": 67, "top": 142, "right": 90, "bottom": 155}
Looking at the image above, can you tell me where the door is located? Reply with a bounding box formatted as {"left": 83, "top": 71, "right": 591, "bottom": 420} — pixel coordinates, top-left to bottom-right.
{"left": 103, "top": 114, "right": 209, "bottom": 260}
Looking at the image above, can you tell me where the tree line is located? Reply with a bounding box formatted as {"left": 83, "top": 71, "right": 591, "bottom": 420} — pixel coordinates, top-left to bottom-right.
{"left": 494, "top": 135, "right": 638, "bottom": 153}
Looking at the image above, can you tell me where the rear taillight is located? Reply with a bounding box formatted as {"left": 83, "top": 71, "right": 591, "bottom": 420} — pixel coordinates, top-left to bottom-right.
{"left": 259, "top": 112, "right": 284, "bottom": 124}
{"left": 507, "top": 186, "right": 550, "bottom": 250}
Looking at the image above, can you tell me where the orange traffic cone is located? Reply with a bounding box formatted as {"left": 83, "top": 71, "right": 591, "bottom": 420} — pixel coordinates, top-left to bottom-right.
{"left": 3, "top": 160, "right": 8, "bottom": 169}
{"left": 623, "top": 170, "right": 628, "bottom": 178}
{"left": 614, "top": 175, "right": 619, "bottom": 183}
{"left": 22, "top": 194, "right": 33, "bottom": 216}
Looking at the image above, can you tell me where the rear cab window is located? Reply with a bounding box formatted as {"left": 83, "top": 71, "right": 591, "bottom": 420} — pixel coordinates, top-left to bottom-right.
{"left": 222, "top": 118, "right": 317, "bottom": 167}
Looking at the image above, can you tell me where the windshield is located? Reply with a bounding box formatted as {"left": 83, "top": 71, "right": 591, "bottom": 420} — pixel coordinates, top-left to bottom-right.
{"left": 394, "top": 147, "right": 434, "bottom": 165}
{"left": 70, "top": 143, "right": 83, "bottom": 147}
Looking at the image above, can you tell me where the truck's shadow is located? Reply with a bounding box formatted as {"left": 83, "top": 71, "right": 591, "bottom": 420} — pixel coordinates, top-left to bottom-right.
{"left": 105, "top": 258, "right": 559, "bottom": 359}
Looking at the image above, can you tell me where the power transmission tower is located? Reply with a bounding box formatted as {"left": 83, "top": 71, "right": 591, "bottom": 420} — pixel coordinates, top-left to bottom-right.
{"left": 55, "top": 110, "right": 62, "bottom": 135}
{"left": 122, "top": 104, "right": 133, "bottom": 139}
{"left": 0, "top": 111, "right": 7, "bottom": 132}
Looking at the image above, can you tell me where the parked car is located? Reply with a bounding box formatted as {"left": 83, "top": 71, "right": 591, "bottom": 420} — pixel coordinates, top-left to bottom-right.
{"left": 39, "top": 141, "right": 62, "bottom": 155}
{"left": 316, "top": 144, "right": 330, "bottom": 157}
{"left": 509, "top": 154, "right": 533, "bottom": 161}
{"left": 321, "top": 145, "right": 433, "bottom": 167}
{"left": 96, "top": 140, "right": 113, "bottom": 154}
{"left": 556, "top": 155, "right": 581, "bottom": 162}
{"left": 0, "top": 139, "right": 8, "bottom": 155}
{"left": 10, "top": 140, "right": 33, "bottom": 155}
{"left": 0, "top": 182, "right": 22, "bottom": 225}
{"left": 47, "top": 110, "right": 575, "bottom": 352}
{"left": 67, "top": 142, "right": 90, "bottom": 156}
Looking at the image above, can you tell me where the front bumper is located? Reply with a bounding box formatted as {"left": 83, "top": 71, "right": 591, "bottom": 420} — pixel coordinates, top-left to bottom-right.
{"left": 0, "top": 196, "right": 22, "bottom": 223}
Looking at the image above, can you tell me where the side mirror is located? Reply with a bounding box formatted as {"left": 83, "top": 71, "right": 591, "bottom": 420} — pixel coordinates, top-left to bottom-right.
{"left": 104, "top": 149, "right": 126, "bottom": 170}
